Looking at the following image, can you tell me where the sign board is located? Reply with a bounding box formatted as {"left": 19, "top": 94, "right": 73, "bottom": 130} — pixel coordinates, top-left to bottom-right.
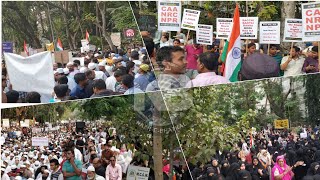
{"left": 20, "top": 120, "right": 29, "bottom": 127}
{"left": 240, "top": 17, "right": 259, "bottom": 39}
{"left": 2, "top": 119, "right": 10, "bottom": 127}
{"left": 124, "top": 29, "right": 135, "bottom": 39}
{"left": 274, "top": 119, "right": 289, "bottom": 129}
{"left": 32, "top": 137, "right": 49, "bottom": 146}
{"left": 216, "top": 18, "right": 233, "bottom": 39}
{"left": 181, "top": 9, "right": 201, "bottom": 31}
{"left": 2, "top": 42, "right": 13, "bottom": 53}
{"left": 126, "top": 165, "right": 150, "bottom": 180}
{"left": 259, "top": 21, "right": 281, "bottom": 44}
{"left": 283, "top": 18, "right": 303, "bottom": 42}
{"left": 0, "top": 136, "right": 5, "bottom": 145}
{"left": 196, "top": 24, "right": 213, "bottom": 45}
{"left": 301, "top": 2, "right": 320, "bottom": 42}
{"left": 54, "top": 50, "right": 69, "bottom": 64}
{"left": 110, "top": 33, "right": 121, "bottom": 47}
{"left": 300, "top": 132, "right": 307, "bottom": 139}
{"left": 4, "top": 51, "right": 55, "bottom": 103}
{"left": 32, "top": 128, "right": 42, "bottom": 133}
{"left": 158, "top": 1, "right": 181, "bottom": 31}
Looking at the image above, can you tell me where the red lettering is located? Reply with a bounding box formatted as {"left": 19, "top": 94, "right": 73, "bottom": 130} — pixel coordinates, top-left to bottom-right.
{"left": 306, "top": 10, "right": 313, "bottom": 16}
{"left": 306, "top": 25, "right": 313, "bottom": 30}
{"left": 306, "top": 17, "right": 313, "bottom": 23}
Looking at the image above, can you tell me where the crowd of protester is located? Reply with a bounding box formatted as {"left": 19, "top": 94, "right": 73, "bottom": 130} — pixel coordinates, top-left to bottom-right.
{"left": 2, "top": 46, "right": 157, "bottom": 103}
{"left": 162, "top": 125, "right": 320, "bottom": 180}
{"left": 1, "top": 122, "right": 153, "bottom": 180}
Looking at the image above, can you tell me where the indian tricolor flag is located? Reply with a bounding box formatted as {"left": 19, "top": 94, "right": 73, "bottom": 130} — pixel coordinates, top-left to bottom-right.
{"left": 56, "top": 37, "right": 63, "bottom": 51}
{"left": 85, "top": 30, "right": 90, "bottom": 43}
{"left": 220, "top": 4, "right": 241, "bottom": 82}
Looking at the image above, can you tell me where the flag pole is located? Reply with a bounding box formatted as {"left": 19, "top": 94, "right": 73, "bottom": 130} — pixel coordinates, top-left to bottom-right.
{"left": 267, "top": 44, "right": 270, "bottom": 56}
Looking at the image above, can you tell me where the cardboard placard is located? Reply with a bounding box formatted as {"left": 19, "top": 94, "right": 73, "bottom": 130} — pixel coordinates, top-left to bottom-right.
{"left": 259, "top": 21, "right": 281, "bottom": 44}
{"left": 196, "top": 24, "right": 213, "bottom": 45}
{"left": 181, "top": 9, "right": 201, "bottom": 31}
{"left": 301, "top": 2, "right": 320, "bottom": 42}
{"left": 283, "top": 18, "right": 303, "bottom": 42}
{"left": 158, "top": 1, "right": 181, "bottom": 31}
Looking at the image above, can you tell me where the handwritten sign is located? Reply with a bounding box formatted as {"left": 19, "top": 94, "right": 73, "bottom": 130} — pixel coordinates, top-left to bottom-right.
{"left": 259, "top": 21, "right": 281, "bottom": 44}
{"left": 181, "top": 9, "right": 201, "bottom": 31}
{"left": 196, "top": 24, "right": 213, "bottom": 45}
{"left": 283, "top": 18, "right": 303, "bottom": 42}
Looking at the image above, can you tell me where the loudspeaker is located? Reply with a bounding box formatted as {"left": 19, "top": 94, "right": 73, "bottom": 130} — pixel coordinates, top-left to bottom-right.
{"left": 76, "top": 122, "right": 85, "bottom": 133}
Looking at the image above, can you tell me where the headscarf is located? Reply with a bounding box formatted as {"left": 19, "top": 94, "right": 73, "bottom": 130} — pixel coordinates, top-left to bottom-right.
{"left": 271, "top": 155, "right": 292, "bottom": 180}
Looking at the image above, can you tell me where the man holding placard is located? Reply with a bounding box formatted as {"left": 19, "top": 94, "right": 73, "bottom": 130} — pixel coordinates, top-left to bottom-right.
{"left": 280, "top": 46, "right": 305, "bottom": 77}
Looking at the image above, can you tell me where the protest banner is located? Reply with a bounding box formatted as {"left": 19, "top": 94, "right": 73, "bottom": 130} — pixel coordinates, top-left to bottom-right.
{"left": 2, "top": 42, "right": 13, "bottom": 53}
{"left": 127, "top": 165, "right": 150, "bottom": 180}
{"left": 301, "top": 2, "right": 320, "bottom": 42}
{"left": 259, "top": 21, "right": 281, "bottom": 44}
{"left": 274, "top": 119, "right": 289, "bottom": 129}
{"left": 158, "top": 1, "right": 181, "bottom": 31}
{"left": 216, "top": 18, "right": 233, "bottom": 39}
{"left": 32, "top": 137, "right": 49, "bottom": 146}
{"left": 181, "top": 9, "right": 201, "bottom": 31}
{"left": 283, "top": 18, "right": 303, "bottom": 42}
{"left": 110, "top": 32, "right": 121, "bottom": 47}
{"left": 2, "top": 119, "right": 10, "bottom": 127}
{"left": 240, "top": 17, "right": 258, "bottom": 39}
{"left": 196, "top": 24, "right": 213, "bottom": 45}
{"left": 4, "top": 51, "right": 55, "bottom": 103}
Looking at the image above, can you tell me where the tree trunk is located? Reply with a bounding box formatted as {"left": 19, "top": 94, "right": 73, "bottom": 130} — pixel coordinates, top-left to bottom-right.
{"left": 97, "top": 2, "right": 116, "bottom": 51}
{"left": 62, "top": 1, "right": 73, "bottom": 50}
{"left": 281, "top": 1, "right": 296, "bottom": 52}
{"left": 153, "top": 109, "right": 163, "bottom": 180}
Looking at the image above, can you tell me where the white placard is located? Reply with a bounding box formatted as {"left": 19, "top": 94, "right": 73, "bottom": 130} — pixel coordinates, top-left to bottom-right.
{"left": 196, "top": 24, "right": 213, "bottom": 45}
{"left": 110, "top": 33, "right": 121, "bottom": 47}
{"left": 32, "top": 128, "right": 42, "bottom": 133}
{"left": 216, "top": 18, "right": 233, "bottom": 39}
{"left": 181, "top": 9, "right": 201, "bottom": 31}
{"left": 20, "top": 121, "right": 29, "bottom": 127}
{"left": 301, "top": 2, "right": 320, "bottom": 42}
{"left": 283, "top": 19, "right": 303, "bottom": 42}
{"left": 4, "top": 51, "right": 55, "bottom": 103}
{"left": 2, "top": 119, "right": 10, "bottom": 127}
{"left": 32, "top": 137, "right": 49, "bottom": 146}
{"left": 240, "top": 17, "right": 259, "bottom": 39}
{"left": 259, "top": 21, "right": 281, "bottom": 44}
{"left": 158, "top": 1, "right": 181, "bottom": 31}
{"left": 126, "top": 165, "right": 150, "bottom": 180}
{"left": 300, "top": 132, "right": 307, "bottom": 139}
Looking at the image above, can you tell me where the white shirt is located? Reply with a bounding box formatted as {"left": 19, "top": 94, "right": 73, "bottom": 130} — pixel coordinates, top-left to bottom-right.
{"left": 281, "top": 56, "right": 305, "bottom": 77}
{"left": 67, "top": 76, "right": 77, "bottom": 91}
{"left": 105, "top": 76, "right": 117, "bottom": 91}
{"left": 1, "top": 173, "right": 10, "bottom": 180}
{"left": 94, "top": 71, "right": 107, "bottom": 81}
{"left": 74, "top": 148, "right": 83, "bottom": 162}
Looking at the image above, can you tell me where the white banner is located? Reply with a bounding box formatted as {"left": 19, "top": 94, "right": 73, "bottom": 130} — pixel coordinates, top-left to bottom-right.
{"left": 283, "top": 18, "right": 303, "bottom": 42}
{"left": 32, "top": 137, "right": 49, "bottom": 146}
{"left": 240, "top": 17, "right": 259, "bottom": 39}
{"left": 126, "top": 165, "right": 150, "bottom": 180}
{"left": 2, "top": 119, "right": 10, "bottom": 127}
{"left": 181, "top": 9, "right": 201, "bottom": 31}
{"left": 301, "top": 2, "right": 320, "bottom": 42}
{"left": 196, "top": 24, "right": 213, "bottom": 45}
{"left": 4, "top": 51, "right": 55, "bottom": 103}
{"left": 259, "top": 21, "right": 281, "bottom": 44}
{"left": 158, "top": 1, "right": 181, "bottom": 31}
{"left": 216, "top": 18, "right": 233, "bottom": 39}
